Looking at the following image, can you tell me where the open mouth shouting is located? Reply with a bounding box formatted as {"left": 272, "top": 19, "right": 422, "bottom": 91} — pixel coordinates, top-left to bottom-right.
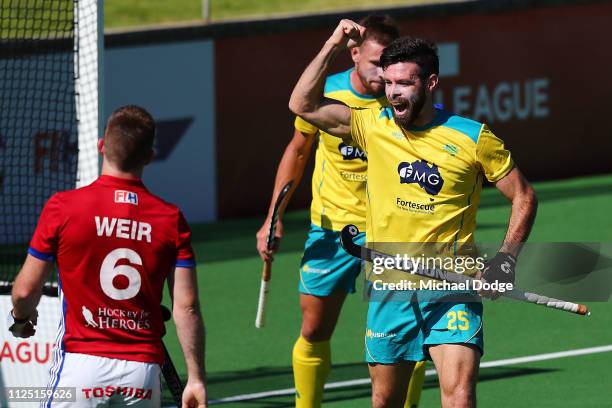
{"left": 391, "top": 101, "right": 410, "bottom": 117}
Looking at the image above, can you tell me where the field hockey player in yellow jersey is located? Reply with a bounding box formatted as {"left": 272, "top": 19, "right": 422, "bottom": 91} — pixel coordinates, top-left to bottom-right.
{"left": 256, "top": 16, "right": 426, "bottom": 408}
{"left": 289, "top": 19, "right": 538, "bottom": 407}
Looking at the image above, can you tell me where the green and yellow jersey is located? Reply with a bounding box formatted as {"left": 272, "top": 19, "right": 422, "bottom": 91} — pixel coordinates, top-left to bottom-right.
{"left": 295, "top": 68, "right": 386, "bottom": 231}
{"left": 350, "top": 106, "right": 513, "bottom": 275}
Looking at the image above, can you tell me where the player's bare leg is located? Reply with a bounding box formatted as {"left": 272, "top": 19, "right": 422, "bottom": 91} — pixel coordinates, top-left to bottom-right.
{"left": 428, "top": 344, "right": 480, "bottom": 408}
{"left": 293, "top": 290, "right": 347, "bottom": 407}
{"left": 300, "top": 289, "right": 347, "bottom": 341}
{"left": 369, "top": 361, "right": 415, "bottom": 408}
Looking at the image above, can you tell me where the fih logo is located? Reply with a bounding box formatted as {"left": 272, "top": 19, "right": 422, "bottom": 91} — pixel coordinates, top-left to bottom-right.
{"left": 397, "top": 160, "right": 444, "bottom": 195}
{"left": 115, "top": 190, "right": 138, "bottom": 205}
{"left": 339, "top": 143, "right": 367, "bottom": 162}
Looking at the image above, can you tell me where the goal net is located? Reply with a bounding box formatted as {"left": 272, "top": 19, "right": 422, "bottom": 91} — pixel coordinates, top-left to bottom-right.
{"left": 0, "top": 0, "right": 101, "bottom": 405}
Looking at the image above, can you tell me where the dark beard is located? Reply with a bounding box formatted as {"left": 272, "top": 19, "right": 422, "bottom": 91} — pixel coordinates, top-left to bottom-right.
{"left": 392, "top": 87, "right": 426, "bottom": 129}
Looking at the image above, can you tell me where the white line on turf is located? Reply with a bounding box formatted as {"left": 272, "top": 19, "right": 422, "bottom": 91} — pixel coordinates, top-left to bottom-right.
{"left": 165, "top": 344, "right": 612, "bottom": 406}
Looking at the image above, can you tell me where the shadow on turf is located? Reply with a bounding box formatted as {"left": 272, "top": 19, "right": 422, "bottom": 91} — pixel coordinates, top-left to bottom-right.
{"left": 161, "top": 362, "right": 366, "bottom": 405}
{"left": 161, "top": 365, "right": 558, "bottom": 406}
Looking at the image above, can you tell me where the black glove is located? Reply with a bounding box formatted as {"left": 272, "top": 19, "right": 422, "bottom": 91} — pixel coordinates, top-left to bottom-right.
{"left": 7, "top": 309, "right": 38, "bottom": 338}
{"left": 481, "top": 252, "right": 516, "bottom": 299}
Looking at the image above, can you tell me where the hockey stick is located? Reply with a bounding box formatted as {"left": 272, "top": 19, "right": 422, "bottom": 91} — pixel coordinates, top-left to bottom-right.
{"left": 340, "top": 225, "right": 590, "bottom": 316}
{"left": 255, "top": 180, "right": 293, "bottom": 328}
{"left": 160, "top": 305, "right": 184, "bottom": 406}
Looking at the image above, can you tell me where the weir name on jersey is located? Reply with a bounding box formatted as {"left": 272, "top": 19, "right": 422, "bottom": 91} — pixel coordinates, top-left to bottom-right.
{"left": 95, "top": 216, "right": 152, "bottom": 243}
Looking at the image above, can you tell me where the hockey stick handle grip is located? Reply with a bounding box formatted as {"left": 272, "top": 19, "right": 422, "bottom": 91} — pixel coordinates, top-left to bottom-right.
{"left": 504, "top": 290, "right": 590, "bottom": 315}
{"left": 255, "top": 262, "right": 271, "bottom": 328}
{"left": 255, "top": 180, "right": 292, "bottom": 329}
{"left": 261, "top": 259, "right": 272, "bottom": 282}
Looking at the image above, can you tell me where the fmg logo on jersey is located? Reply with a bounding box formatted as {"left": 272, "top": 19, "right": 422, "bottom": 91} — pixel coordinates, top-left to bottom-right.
{"left": 114, "top": 190, "right": 138, "bottom": 205}
{"left": 338, "top": 143, "right": 367, "bottom": 162}
{"left": 397, "top": 160, "right": 444, "bottom": 195}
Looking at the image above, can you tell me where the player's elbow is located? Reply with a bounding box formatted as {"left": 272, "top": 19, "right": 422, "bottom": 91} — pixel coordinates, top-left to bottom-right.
{"left": 288, "top": 98, "right": 305, "bottom": 117}
{"left": 288, "top": 93, "right": 315, "bottom": 118}
{"left": 173, "top": 300, "right": 201, "bottom": 321}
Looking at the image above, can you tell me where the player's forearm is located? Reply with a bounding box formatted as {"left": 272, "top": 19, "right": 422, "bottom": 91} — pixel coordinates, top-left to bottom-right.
{"left": 11, "top": 290, "right": 41, "bottom": 320}
{"left": 11, "top": 255, "right": 51, "bottom": 319}
{"left": 174, "top": 304, "right": 206, "bottom": 382}
{"left": 266, "top": 135, "right": 313, "bottom": 220}
{"left": 173, "top": 266, "right": 206, "bottom": 382}
{"left": 289, "top": 41, "right": 343, "bottom": 118}
{"left": 500, "top": 186, "right": 538, "bottom": 257}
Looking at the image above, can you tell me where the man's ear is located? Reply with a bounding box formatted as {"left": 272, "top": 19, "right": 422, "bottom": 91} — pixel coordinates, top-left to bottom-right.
{"left": 351, "top": 46, "right": 360, "bottom": 64}
{"left": 427, "top": 74, "right": 439, "bottom": 93}
{"left": 97, "top": 138, "right": 104, "bottom": 154}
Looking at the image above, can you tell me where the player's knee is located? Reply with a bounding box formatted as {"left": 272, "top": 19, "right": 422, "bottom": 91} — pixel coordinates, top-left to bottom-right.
{"left": 300, "top": 322, "right": 331, "bottom": 342}
{"left": 371, "top": 389, "right": 405, "bottom": 408}
{"left": 300, "top": 310, "right": 335, "bottom": 342}
{"left": 440, "top": 381, "right": 475, "bottom": 408}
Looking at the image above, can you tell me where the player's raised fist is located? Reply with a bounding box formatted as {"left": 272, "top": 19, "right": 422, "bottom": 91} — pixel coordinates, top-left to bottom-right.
{"left": 328, "top": 19, "right": 365, "bottom": 48}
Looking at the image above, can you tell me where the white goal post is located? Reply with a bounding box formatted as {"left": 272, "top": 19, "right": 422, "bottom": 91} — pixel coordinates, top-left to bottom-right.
{"left": 0, "top": 1, "right": 102, "bottom": 406}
